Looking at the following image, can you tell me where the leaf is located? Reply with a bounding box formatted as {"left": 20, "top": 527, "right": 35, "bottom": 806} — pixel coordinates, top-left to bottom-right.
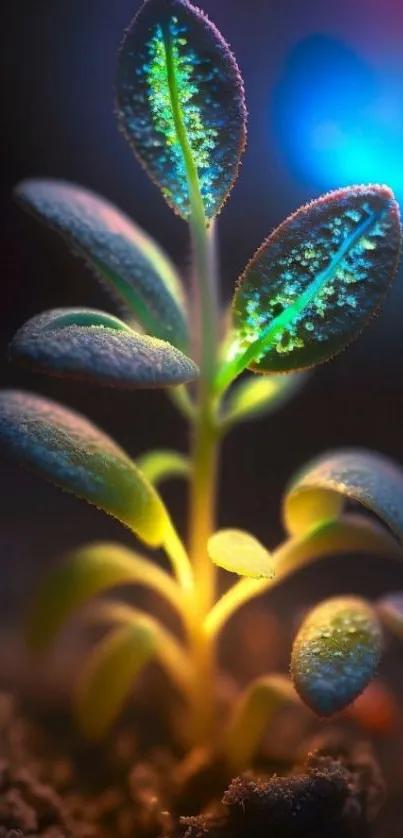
{"left": 117, "top": 0, "right": 247, "bottom": 221}
{"left": 26, "top": 542, "right": 184, "bottom": 654}
{"left": 284, "top": 448, "right": 403, "bottom": 540}
{"left": 76, "top": 620, "right": 157, "bottom": 739}
{"left": 208, "top": 529, "right": 274, "bottom": 579}
{"left": 223, "top": 674, "right": 300, "bottom": 772}
{"left": 82, "top": 601, "right": 192, "bottom": 697}
{"left": 291, "top": 596, "right": 383, "bottom": 717}
{"left": 0, "top": 391, "right": 169, "bottom": 546}
{"left": 226, "top": 185, "right": 401, "bottom": 379}
{"left": 377, "top": 593, "right": 403, "bottom": 640}
{"left": 137, "top": 449, "right": 190, "bottom": 486}
{"left": 15, "top": 179, "right": 189, "bottom": 349}
{"left": 10, "top": 308, "right": 199, "bottom": 389}
{"left": 204, "top": 514, "right": 403, "bottom": 638}
{"left": 220, "top": 372, "right": 306, "bottom": 430}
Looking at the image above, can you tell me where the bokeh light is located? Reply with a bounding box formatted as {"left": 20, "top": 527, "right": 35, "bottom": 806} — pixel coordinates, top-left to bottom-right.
{"left": 273, "top": 35, "right": 403, "bottom": 199}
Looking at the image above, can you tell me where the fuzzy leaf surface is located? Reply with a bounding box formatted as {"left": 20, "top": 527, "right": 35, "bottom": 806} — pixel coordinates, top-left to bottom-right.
{"left": 0, "top": 391, "right": 168, "bottom": 545}
{"left": 291, "top": 596, "right": 382, "bottom": 716}
{"left": 284, "top": 448, "right": 403, "bottom": 540}
{"left": 230, "top": 185, "right": 401, "bottom": 374}
{"left": 15, "top": 179, "right": 188, "bottom": 348}
{"left": 10, "top": 308, "right": 199, "bottom": 388}
{"left": 117, "top": 0, "right": 246, "bottom": 220}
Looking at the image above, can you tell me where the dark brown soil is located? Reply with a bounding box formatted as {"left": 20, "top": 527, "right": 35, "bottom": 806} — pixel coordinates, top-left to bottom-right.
{"left": 0, "top": 692, "right": 399, "bottom": 838}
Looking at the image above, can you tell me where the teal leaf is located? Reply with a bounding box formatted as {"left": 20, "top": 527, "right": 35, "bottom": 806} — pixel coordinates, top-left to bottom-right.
{"left": 10, "top": 308, "right": 199, "bottom": 388}
{"left": 284, "top": 448, "right": 403, "bottom": 541}
{"left": 15, "top": 179, "right": 189, "bottom": 349}
{"left": 117, "top": 0, "right": 247, "bottom": 221}
{"left": 291, "top": 596, "right": 382, "bottom": 716}
{"left": 0, "top": 390, "right": 169, "bottom": 546}
{"left": 225, "top": 185, "right": 401, "bottom": 379}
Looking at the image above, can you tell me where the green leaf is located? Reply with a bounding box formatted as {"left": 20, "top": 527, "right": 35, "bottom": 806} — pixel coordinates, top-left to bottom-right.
{"left": 26, "top": 542, "right": 184, "bottom": 654}
{"left": 223, "top": 675, "right": 300, "bottom": 772}
{"left": 75, "top": 620, "right": 157, "bottom": 739}
{"left": 204, "top": 514, "right": 403, "bottom": 639}
{"left": 137, "top": 449, "right": 190, "bottom": 486}
{"left": 10, "top": 308, "right": 199, "bottom": 389}
{"left": 284, "top": 448, "right": 403, "bottom": 540}
{"left": 117, "top": 0, "right": 246, "bottom": 221}
{"left": 0, "top": 391, "right": 169, "bottom": 546}
{"left": 208, "top": 529, "right": 274, "bottom": 579}
{"left": 377, "top": 593, "right": 403, "bottom": 640}
{"left": 222, "top": 185, "right": 401, "bottom": 383}
{"left": 291, "top": 596, "right": 382, "bottom": 717}
{"left": 15, "top": 179, "right": 189, "bottom": 349}
{"left": 220, "top": 372, "right": 306, "bottom": 430}
{"left": 82, "top": 601, "right": 192, "bottom": 697}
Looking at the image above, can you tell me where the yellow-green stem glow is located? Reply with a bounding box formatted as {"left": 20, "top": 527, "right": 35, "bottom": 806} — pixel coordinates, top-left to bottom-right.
{"left": 162, "top": 25, "right": 221, "bottom": 745}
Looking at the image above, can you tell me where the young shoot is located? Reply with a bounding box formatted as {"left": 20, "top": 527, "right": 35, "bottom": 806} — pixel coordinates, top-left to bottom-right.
{"left": 2, "top": 0, "right": 403, "bottom": 777}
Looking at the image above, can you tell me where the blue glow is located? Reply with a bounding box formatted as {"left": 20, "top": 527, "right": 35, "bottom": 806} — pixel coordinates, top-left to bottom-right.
{"left": 273, "top": 36, "right": 403, "bottom": 198}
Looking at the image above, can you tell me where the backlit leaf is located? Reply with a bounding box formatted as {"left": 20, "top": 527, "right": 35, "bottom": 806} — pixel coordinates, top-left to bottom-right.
{"left": 15, "top": 179, "right": 189, "bottom": 349}
{"left": 220, "top": 372, "right": 306, "bottom": 430}
{"left": 0, "top": 391, "right": 169, "bottom": 545}
{"left": 224, "top": 185, "right": 400, "bottom": 380}
{"left": 208, "top": 529, "right": 274, "bottom": 579}
{"left": 27, "top": 542, "right": 184, "bottom": 654}
{"left": 76, "top": 620, "right": 157, "bottom": 739}
{"left": 291, "top": 596, "right": 382, "bottom": 716}
{"left": 137, "top": 449, "right": 190, "bottom": 485}
{"left": 10, "top": 308, "right": 199, "bottom": 388}
{"left": 284, "top": 448, "right": 403, "bottom": 539}
{"left": 204, "top": 514, "right": 403, "bottom": 639}
{"left": 224, "top": 674, "right": 300, "bottom": 772}
{"left": 117, "top": 0, "right": 246, "bottom": 220}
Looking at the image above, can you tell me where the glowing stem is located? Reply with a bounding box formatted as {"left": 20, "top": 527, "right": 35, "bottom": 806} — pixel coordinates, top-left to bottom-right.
{"left": 162, "top": 26, "right": 221, "bottom": 744}
{"left": 163, "top": 521, "right": 195, "bottom": 595}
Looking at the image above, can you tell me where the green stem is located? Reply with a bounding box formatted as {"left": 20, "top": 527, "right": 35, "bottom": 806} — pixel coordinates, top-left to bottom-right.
{"left": 163, "top": 26, "right": 221, "bottom": 744}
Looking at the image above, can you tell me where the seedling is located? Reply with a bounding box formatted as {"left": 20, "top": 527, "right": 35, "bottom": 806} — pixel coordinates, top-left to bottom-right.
{"left": 2, "top": 0, "right": 403, "bottom": 776}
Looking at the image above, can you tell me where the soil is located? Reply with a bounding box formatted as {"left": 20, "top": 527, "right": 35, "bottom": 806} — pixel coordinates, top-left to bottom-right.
{"left": 0, "top": 690, "right": 400, "bottom": 838}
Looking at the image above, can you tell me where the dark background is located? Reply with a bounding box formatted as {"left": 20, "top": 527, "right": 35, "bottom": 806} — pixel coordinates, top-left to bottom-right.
{"left": 1, "top": 0, "right": 403, "bottom": 650}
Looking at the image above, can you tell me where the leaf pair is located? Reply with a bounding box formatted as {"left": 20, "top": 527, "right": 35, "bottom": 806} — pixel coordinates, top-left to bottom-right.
{"left": 209, "top": 450, "right": 403, "bottom": 718}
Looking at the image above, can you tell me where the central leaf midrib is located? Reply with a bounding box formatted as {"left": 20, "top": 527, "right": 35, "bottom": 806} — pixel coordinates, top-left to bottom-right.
{"left": 162, "top": 23, "right": 203, "bottom": 207}
{"left": 243, "top": 206, "right": 384, "bottom": 367}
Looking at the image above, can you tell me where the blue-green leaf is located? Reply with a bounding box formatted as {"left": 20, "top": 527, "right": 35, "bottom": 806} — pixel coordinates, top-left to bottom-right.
{"left": 291, "top": 596, "right": 382, "bottom": 716}
{"left": 284, "top": 448, "right": 403, "bottom": 541}
{"left": 117, "top": 0, "right": 246, "bottom": 220}
{"left": 15, "top": 179, "right": 189, "bottom": 349}
{"left": 221, "top": 185, "right": 400, "bottom": 383}
{"left": 0, "top": 390, "right": 169, "bottom": 546}
{"left": 10, "top": 308, "right": 199, "bottom": 388}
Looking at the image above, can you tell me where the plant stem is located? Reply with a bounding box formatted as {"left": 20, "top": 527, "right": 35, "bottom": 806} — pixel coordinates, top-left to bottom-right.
{"left": 163, "top": 26, "right": 221, "bottom": 743}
